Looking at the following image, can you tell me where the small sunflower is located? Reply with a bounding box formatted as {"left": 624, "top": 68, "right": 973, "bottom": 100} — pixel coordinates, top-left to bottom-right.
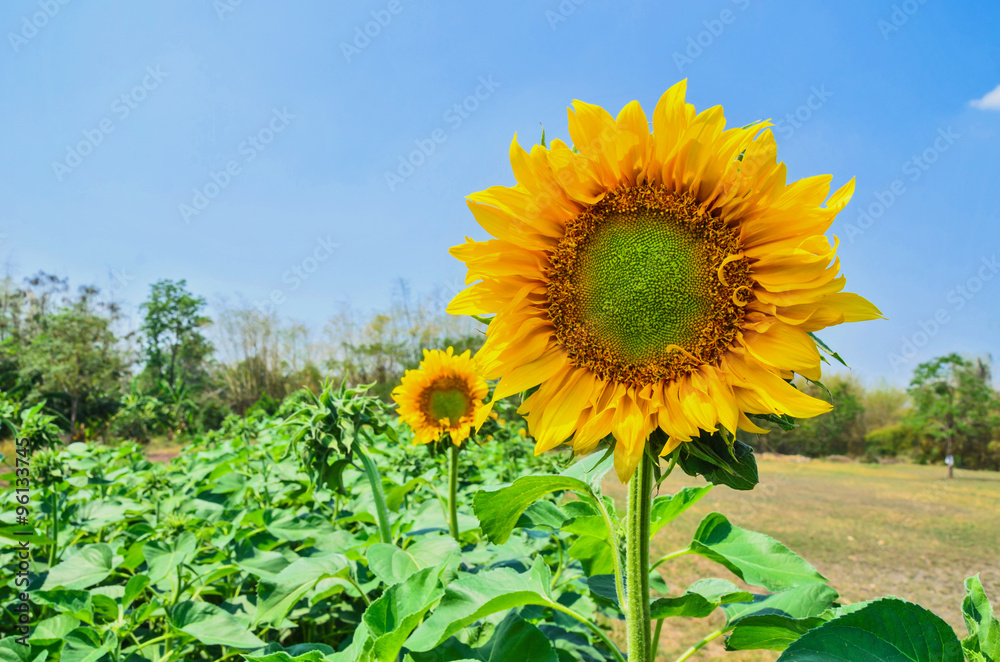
{"left": 448, "top": 80, "right": 882, "bottom": 482}
{"left": 393, "top": 347, "right": 490, "bottom": 446}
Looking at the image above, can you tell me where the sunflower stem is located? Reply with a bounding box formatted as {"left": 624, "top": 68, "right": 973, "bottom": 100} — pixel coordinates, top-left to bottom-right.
{"left": 625, "top": 452, "right": 653, "bottom": 662}
{"left": 355, "top": 438, "right": 392, "bottom": 544}
{"left": 448, "top": 443, "right": 461, "bottom": 542}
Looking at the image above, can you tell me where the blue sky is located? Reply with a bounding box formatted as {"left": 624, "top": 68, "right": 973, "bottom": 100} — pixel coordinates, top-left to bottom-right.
{"left": 2, "top": 0, "right": 998, "bottom": 386}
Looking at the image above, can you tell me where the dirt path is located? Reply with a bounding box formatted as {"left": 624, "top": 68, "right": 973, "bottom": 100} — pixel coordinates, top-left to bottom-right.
{"left": 145, "top": 450, "right": 180, "bottom": 463}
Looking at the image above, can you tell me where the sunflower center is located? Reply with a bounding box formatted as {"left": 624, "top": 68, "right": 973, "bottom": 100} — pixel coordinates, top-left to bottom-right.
{"left": 421, "top": 376, "right": 473, "bottom": 426}
{"left": 546, "top": 184, "right": 753, "bottom": 386}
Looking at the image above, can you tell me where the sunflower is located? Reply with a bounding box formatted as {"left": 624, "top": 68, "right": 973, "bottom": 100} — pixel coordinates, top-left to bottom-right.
{"left": 393, "top": 347, "right": 490, "bottom": 446}
{"left": 448, "top": 80, "right": 882, "bottom": 482}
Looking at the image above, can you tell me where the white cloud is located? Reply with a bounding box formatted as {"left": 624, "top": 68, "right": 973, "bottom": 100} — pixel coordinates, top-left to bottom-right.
{"left": 970, "top": 83, "right": 1000, "bottom": 111}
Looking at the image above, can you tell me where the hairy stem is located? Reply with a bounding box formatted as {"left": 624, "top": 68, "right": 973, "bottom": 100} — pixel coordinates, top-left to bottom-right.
{"left": 625, "top": 453, "right": 653, "bottom": 661}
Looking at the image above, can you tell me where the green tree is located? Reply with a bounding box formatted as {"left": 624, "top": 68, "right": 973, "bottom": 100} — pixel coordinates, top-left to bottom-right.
{"left": 139, "top": 279, "right": 212, "bottom": 390}
{"left": 907, "top": 354, "right": 1000, "bottom": 476}
{"left": 759, "top": 375, "right": 866, "bottom": 457}
{"left": 19, "top": 308, "right": 124, "bottom": 431}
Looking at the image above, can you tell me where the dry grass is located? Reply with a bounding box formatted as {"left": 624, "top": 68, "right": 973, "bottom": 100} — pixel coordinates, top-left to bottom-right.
{"left": 602, "top": 456, "right": 1000, "bottom": 661}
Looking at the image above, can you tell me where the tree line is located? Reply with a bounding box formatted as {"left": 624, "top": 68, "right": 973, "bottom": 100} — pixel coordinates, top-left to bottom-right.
{"left": 1, "top": 271, "right": 997, "bottom": 471}
{"left": 0, "top": 273, "right": 478, "bottom": 442}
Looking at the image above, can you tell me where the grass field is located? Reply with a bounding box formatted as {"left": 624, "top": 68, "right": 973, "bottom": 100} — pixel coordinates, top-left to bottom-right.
{"left": 603, "top": 456, "right": 1000, "bottom": 661}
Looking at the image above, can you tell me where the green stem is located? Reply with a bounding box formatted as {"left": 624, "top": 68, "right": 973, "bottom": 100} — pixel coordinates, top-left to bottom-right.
{"left": 591, "top": 488, "right": 626, "bottom": 610}
{"left": 355, "top": 436, "right": 392, "bottom": 544}
{"left": 651, "top": 617, "right": 664, "bottom": 660}
{"left": 673, "top": 627, "right": 725, "bottom": 662}
{"left": 650, "top": 547, "right": 693, "bottom": 571}
{"left": 549, "top": 603, "right": 627, "bottom": 662}
{"left": 625, "top": 453, "right": 653, "bottom": 662}
{"left": 345, "top": 570, "right": 372, "bottom": 607}
{"left": 132, "top": 633, "right": 170, "bottom": 653}
{"left": 448, "top": 444, "right": 460, "bottom": 542}
{"left": 49, "top": 492, "right": 59, "bottom": 565}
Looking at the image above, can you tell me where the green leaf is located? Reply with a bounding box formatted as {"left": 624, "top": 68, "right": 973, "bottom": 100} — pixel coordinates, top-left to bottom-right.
{"left": 31, "top": 589, "right": 94, "bottom": 621}
{"left": 366, "top": 536, "right": 460, "bottom": 586}
{"left": 406, "top": 561, "right": 557, "bottom": 652}
{"left": 0, "top": 522, "right": 53, "bottom": 545}
{"left": 723, "top": 582, "right": 840, "bottom": 624}
{"left": 123, "top": 574, "right": 150, "bottom": 608}
{"left": 41, "top": 544, "right": 114, "bottom": 590}
{"left": 385, "top": 476, "right": 429, "bottom": 512}
{"left": 0, "top": 637, "right": 36, "bottom": 662}
{"left": 362, "top": 566, "right": 445, "bottom": 662}
{"left": 649, "top": 485, "right": 713, "bottom": 535}
{"left": 650, "top": 578, "right": 752, "bottom": 619}
{"left": 142, "top": 531, "right": 196, "bottom": 583}
{"left": 410, "top": 611, "right": 558, "bottom": 662}
{"left": 244, "top": 643, "right": 335, "bottom": 662}
{"left": 777, "top": 598, "right": 963, "bottom": 662}
{"left": 563, "top": 515, "right": 615, "bottom": 577}
{"left": 172, "top": 600, "right": 267, "bottom": 649}
{"left": 559, "top": 450, "right": 615, "bottom": 492}
{"left": 963, "top": 574, "right": 1000, "bottom": 661}
{"left": 473, "top": 475, "right": 592, "bottom": 545}
{"left": 515, "top": 501, "right": 568, "bottom": 531}
{"left": 29, "top": 614, "right": 80, "bottom": 645}
{"left": 676, "top": 432, "right": 758, "bottom": 490}
{"left": 254, "top": 554, "right": 349, "bottom": 627}
{"left": 61, "top": 627, "right": 110, "bottom": 662}
{"left": 809, "top": 332, "right": 848, "bottom": 367}
{"left": 690, "top": 513, "right": 826, "bottom": 591}
{"left": 726, "top": 614, "right": 825, "bottom": 651}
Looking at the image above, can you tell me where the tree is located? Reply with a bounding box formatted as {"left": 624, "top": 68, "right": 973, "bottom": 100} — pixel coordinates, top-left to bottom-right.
{"left": 19, "top": 308, "right": 124, "bottom": 431}
{"left": 758, "top": 375, "right": 866, "bottom": 457}
{"left": 139, "top": 280, "right": 212, "bottom": 390}
{"left": 907, "top": 354, "right": 1000, "bottom": 476}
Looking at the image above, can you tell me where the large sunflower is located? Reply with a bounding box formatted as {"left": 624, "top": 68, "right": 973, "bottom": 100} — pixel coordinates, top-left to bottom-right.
{"left": 448, "top": 80, "right": 882, "bottom": 482}
{"left": 393, "top": 347, "right": 490, "bottom": 446}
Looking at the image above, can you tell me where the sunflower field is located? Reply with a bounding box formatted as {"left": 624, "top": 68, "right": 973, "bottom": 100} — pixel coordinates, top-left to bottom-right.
{"left": 1, "top": 379, "right": 996, "bottom": 662}
{"left": 3, "top": 83, "right": 999, "bottom": 662}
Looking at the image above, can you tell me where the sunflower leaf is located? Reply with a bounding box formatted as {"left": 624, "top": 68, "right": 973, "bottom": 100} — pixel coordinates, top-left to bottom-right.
{"left": 776, "top": 598, "right": 963, "bottom": 662}
{"left": 689, "top": 513, "right": 827, "bottom": 591}
{"left": 962, "top": 574, "right": 1000, "bottom": 661}
{"left": 677, "top": 432, "right": 758, "bottom": 491}
{"left": 809, "top": 332, "right": 849, "bottom": 367}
